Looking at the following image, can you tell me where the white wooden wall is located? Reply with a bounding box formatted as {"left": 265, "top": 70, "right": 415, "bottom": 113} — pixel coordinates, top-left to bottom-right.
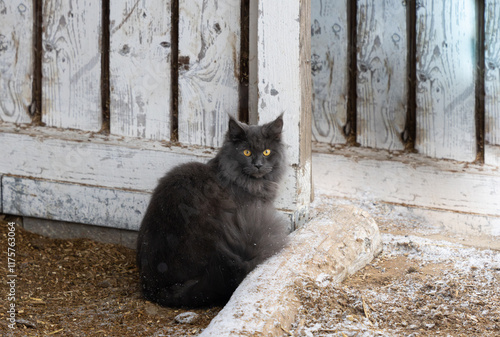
{"left": 309, "top": 0, "right": 500, "bottom": 238}
{"left": 1, "top": 0, "right": 500, "bottom": 236}
{"left": 0, "top": 0, "right": 311, "bottom": 230}
{"left": 311, "top": 0, "right": 499, "bottom": 164}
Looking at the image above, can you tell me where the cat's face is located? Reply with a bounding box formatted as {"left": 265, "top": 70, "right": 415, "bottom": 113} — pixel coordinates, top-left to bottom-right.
{"left": 223, "top": 116, "right": 284, "bottom": 180}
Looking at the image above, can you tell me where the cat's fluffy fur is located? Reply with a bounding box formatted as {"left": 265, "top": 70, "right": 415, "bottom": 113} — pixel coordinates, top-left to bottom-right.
{"left": 136, "top": 115, "right": 288, "bottom": 307}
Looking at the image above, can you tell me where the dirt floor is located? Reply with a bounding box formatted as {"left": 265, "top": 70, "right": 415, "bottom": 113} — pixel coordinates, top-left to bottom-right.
{"left": 289, "top": 195, "right": 500, "bottom": 337}
{"left": 2, "top": 198, "right": 499, "bottom": 336}
{"left": 0, "top": 215, "right": 220, "bottom": 337}
{"left": 290, "top": 237, "right": 500, "bottom": 336}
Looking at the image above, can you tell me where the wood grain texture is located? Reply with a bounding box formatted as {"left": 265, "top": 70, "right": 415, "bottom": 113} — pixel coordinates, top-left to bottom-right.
{"left": 201, "top": 205, "right": 382, "bottom": 336}
{"left": 2, "top": 176, "right": 149, "bottom": 231}
{"left": 415, "top": 0, "right": 476, "bottom": 161}
{"left": 109, "top": 0, "right": 171, "bottom": 140}
{"left": 253, "top": 0, "right": 312, "bottom": 218}
{"left": 0, "top": 125, "right": 214, "bottom": 193}
{"left": 485, "top": 0, "right": 500, "bottom": 166}
{"left": 356, "top": 0, "right": 407, "bottom": 150}
{"left": 375, "top": 203, "right": 500, "bottom": 238}
{"left": 485, "top": 144, "right": 500, "bottom": 166}
{"left": 313, "top": 148, "right": 500, "bottom": 217}
{"left": 310, "top": 0, "right": 348, "bottom": 144}
{"left": 0, "top": 0, "right": 33, "bottom": 123}
{"left": 177, "top": 0, "right": 240, "bottom": 147}
{"left": 41, "top": 0, "right": 102, "bottom": 131}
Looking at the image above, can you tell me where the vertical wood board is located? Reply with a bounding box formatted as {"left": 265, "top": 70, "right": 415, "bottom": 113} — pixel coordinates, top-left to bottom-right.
{"left": 41, "top": 0, "right": 102, "bottom": 131}
{"left": 248, "top": 0, "right": 258, "bottom": 124}
{"left": 177, "top": 0, "right": 240, "bottom": 147}
{"left": 0, "top": 0, "right": 33, "bottom": 123}
{"left": 356, "top": 0, "right": 407, "bottom": 150}
{"left": 485, "top": 0, "right": 500, "bottom": 147}
{"left": 310, "top": 0, "right": 348, "bottom": 144}
{"left": 255, "top": 0, "right": 302, "bottom": 164}
{"left": 254, "top": 0, "right": 312, "bottom": 216}
{"left": 415, "top": 0, "right": 476, "bottom": 161}
{"left": 109, "top": 0, "right": 171, "bottom": 141}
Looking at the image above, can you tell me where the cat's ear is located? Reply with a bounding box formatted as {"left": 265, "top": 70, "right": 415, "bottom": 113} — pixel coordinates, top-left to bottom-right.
{"left": 228, "top": 116, "right": 247, "bottom": 141}
{"left": 263, "top": 114, "right": 284, "bottom": 139}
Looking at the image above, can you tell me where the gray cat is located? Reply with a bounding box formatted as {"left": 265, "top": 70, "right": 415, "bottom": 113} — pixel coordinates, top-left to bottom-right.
{"left": 136, "top": 115, "right": 288, "bottom": 307}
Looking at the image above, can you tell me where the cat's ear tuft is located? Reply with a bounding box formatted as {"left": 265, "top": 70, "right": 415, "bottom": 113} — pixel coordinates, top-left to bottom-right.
{"left": 228, "top": 116, "right": 246, "bottom": 141}
{"left": 263, "top": 114, "right": 284, "bottom": 139}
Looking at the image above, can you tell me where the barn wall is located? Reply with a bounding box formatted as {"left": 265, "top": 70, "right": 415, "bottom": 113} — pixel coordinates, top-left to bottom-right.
{"left": 0, "top": 0, "right": 499, "bottom": 236}
{"left": 311, "top": 0, "right": 500, "bottom": 165}
{"left": 0, "top": 0, "right": 311, "bottom": 231}
{"left": 309, "top": 0, "right": 500, "bottom": 238}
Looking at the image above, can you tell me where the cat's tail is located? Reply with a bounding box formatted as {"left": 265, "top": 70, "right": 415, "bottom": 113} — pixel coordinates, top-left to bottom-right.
{"left": 216, "top": 204, "right": 289, "bottom": 278}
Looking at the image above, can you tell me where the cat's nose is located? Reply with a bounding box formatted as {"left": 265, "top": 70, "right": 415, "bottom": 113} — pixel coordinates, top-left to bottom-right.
{"left": 254, "top": 163, "right": 263, "bottom": 169}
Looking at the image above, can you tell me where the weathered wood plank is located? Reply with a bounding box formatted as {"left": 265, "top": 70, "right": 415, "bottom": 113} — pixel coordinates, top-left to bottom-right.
{"left": 0, "top": 125, "right": 213, "bottom": 193}
{"left": 485, "top": 144, "right": 500, "bottom": 167}
{"left": 376, "top": 202, "right": 500, "bottom": 238}
{"left": 415, "top": 0, "right": 476, "bottom": 161}
{"left": 248, "top": 0, "right": 258, "bottom": 123}
{"left": 485, "top": 0, "right": 500, "bottom": 166}
{"left": 356, "top": 0, "right": 407, "bottom": 150}
{"left": 200, "top": 205, "right": 382, "bottom": 336}
{"left": 252, "top": 0, "right": 312, "bottom": 223}
{"left": 177, "top": 0, "right": 240, "bottom": 147}
{"left": 41, "top": 0, "right": 102, "bottom": 131}
{"left": 0, "top": 0, "right": 33, "bottom": 123}
{"left": 109, "top": 0, "right": 171, "bottom": 140}
{"left": 313, "top": 147, "right": 500, "bottom": 218}
{"left": 2, "top": 176, "right": 149, "bottom": 231}
{"left": 310, "top": 0, "right": 348, "bottom": 144}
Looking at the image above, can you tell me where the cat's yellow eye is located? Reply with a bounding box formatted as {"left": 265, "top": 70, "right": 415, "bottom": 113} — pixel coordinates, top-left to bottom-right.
{"left": 243, "top": 149, "right": 252, "bottom": 157}
{"left": 263, "top": 149, "right": 271, "bottom": 156}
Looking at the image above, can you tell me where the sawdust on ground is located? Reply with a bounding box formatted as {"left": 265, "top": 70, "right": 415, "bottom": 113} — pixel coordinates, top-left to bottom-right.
{"left": 0, "top": 215, "right": 220, "bottom": 337}
{"left": 2, "top": 194, "right": 499, "bottom": 337}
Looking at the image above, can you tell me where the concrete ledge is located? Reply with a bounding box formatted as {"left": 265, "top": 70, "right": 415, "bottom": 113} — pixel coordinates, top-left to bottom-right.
{"left": 200, "top": 204, "right": 382, "bottom": 336}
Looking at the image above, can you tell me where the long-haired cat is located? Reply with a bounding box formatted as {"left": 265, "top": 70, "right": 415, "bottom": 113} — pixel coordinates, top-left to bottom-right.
{"left": 136, "top": 115, "right": 288, "bottom": 307}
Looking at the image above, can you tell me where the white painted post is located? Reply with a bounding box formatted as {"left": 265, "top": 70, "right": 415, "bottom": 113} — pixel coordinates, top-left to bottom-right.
{"left": 249, "top": 0, "right": 312, "bottom": 228}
